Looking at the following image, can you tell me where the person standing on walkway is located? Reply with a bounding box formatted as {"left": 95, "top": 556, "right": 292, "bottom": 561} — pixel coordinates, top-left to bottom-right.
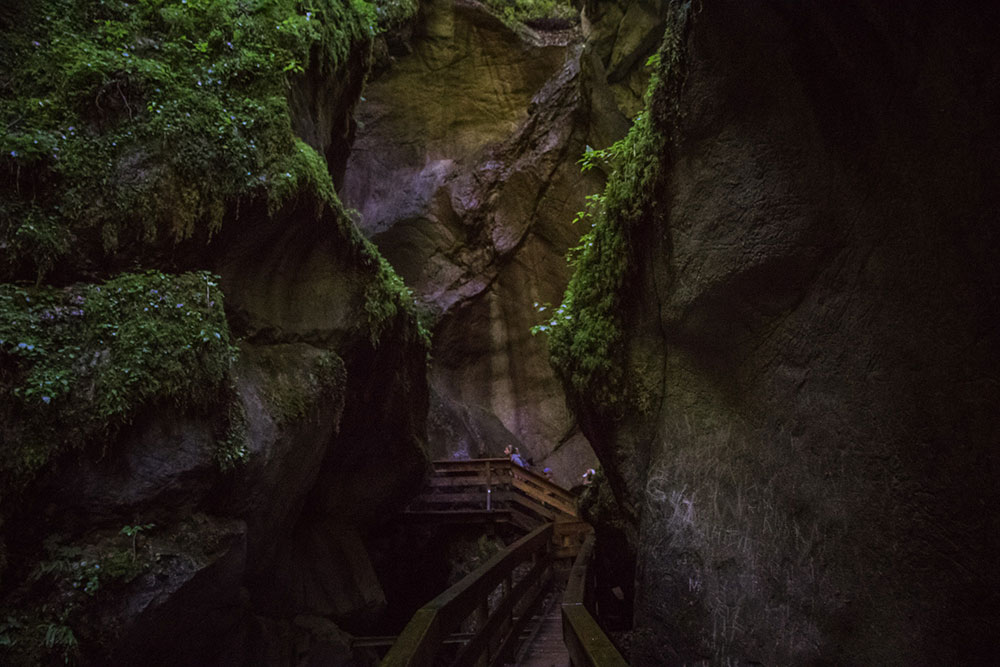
{"left": 505, "top": 445, "right": 528, "bottom": 469}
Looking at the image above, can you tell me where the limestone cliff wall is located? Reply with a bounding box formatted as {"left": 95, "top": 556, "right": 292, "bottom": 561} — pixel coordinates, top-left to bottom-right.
{"left": 342, "top": 0, "right": 666, "bottom": 483}
{"left": 559, "top": 1, "right": 1000, "bottom": 664}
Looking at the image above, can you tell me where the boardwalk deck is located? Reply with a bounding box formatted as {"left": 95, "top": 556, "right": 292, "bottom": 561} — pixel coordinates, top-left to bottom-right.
{"left": 381, "top": 459, "right": 626, "bottom": 666}
{"left": 514, "top": 592, "right": 571, "bottom": 667}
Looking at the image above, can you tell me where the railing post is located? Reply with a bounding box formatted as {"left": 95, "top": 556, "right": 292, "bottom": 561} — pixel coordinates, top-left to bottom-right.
{"left": 544, "top": 531, "right": 553, "bottom": 590}
{"left": 486, "top": 460, "right": 492, "bottom": 511}
{"left": 475, "top": 596, "right": 490, "bottom": 667}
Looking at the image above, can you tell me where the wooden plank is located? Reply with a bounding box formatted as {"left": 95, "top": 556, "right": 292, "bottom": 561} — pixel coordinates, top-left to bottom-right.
{"left": 510, "top": 469, "right": 561, "bottom": 495}
{"left": 489, "top": 568, "right": 553, "bottom": 667}
{"left": 564, "top": 533, "right": 593, "bottom": 604}
{"left": 402, "top": 510, "right": 512, "bottom": 525}
{"left": 409, "top": 491, "right": 498, "bottom": 506}
{"left": 427, "top": 475, "right": 489, "bottom": 488}
{"left": 508, "top": 506, "right": 544, "bottom": 533}
{"left": 554, "top": 545, "right": 581, "bottom": 560}
{"left": 553, "top": 524, "right": 591, "bottom": 560}
{"left": 451, "top": 552, "right": 551, "bottom": 666}
{"left": 433, "top": 458, "right": 508, "bottom": 468}
{"left": 430, "top": 459, "right": 507, "bottom": 476}
{"left": 510, "top": 476, "right": 578, "bottom": 517}
{"left": 554, "top": 522, "right": 592, "bottom": 550}
{"left": 561, "top": 605, "right": 628, "bottom": 667}
{"left": 508, "top": 493, "right": 563, "bottom": 523}
{"left": 353, "top": 633, "right": 475, "bottom": 649}
{"left": 382, "top": 608, "right": 441, "bottom": 667}
{"left": 509, "top": 468, "right": 578, "bottom": 506}
{"left": 560, "top": 532, "right": 629, "bottom": 666}
{"left": 431, "top": 460, "right": 576, "bottom": 511}
{"left": 513, "top": 494, "right": 576, "bottom": 520}
{"left": 384, "top": 524, "right": 554, "bottom": 666}
{"left": 431, "top": 459, "right": 577, "bottom": 510}
{"left": 554, "top": 520, "right": 591, "bottom": 532}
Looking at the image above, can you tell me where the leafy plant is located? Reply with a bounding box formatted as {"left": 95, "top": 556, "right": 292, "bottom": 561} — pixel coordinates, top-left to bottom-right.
{"left": 120, "top": 524, "right": 154, "bottom": 559}
{"left": 536, "top": 8, "right": 691, "bottom": 414}
{"left": 41, "top": 623, "right": 77, "bottom": 662}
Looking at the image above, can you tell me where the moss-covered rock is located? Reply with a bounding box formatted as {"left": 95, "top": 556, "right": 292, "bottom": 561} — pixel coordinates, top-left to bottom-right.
{"left": 544, "top": 4, "right": 688, "bottom": 420}
{"left": 480, "top": 0, "right": 577, "bottom": 28}
{"left": 343, "top": 0, "right": 669, "bottom": 482}
{"left": 0, "top": 1, "right": 430, "bottom": 663}
{"left": 0, "top": 271, "right": 237, "bottom": 500}
{"left": 0, "top": 0, "right": 381, "bottom": 281}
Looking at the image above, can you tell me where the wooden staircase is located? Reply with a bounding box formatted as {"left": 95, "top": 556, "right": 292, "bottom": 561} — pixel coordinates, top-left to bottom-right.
{"left": 377, "top": 459, "right": 626, "bottom": 666}
{"left": 405, "top": 458, "right": 590, "bottom": 559}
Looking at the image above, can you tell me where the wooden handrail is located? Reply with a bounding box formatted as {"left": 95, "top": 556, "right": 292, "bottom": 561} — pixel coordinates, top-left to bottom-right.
{"left": 431, "top": 458, "right": 572, "bottom": 494}
{"left": 382, "top": 523, "right": 555, "bottom": 667}
{"left": 423, "top": 458, "right": 580, "bottom": 519}
{"left": 406, "top": 458, "right": 590, "bottom": 558}
{"left": 562, "top": 533, "right": 629, "bottom": 667}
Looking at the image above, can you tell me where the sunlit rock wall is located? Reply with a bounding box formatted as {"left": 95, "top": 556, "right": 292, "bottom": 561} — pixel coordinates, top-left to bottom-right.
{"left": 342, "top": 0, "right": 663, "bottom": 484}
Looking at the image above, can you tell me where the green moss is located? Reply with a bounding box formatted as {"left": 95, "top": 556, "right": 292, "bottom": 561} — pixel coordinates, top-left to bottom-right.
{"left": 362, "top": 243, "right": 431, "bottom": 347}
{"left": 256, "top": 347, "right": 345, "bottom": 423}
{"left": 0, "top": 529, "right": 153, "bottom": 665}
{"left": 0, "top": 270, "right": 237, "bottom": 497}
{"left": 216, "top": 394, "right": 250, "bottom": 471}
{"left": 538, "top": 7, "right": 690, "bottom": 415}
{"left": 0, "top": 0, "right": 380, "bottom": 281}
{"left": 481, "top": 0, "right": 577, "bottom": 27}
{"left": 0, "top": 0, "right": 424, "bottom": 350}
{"left": 371, "top": 0, "right": 419, "bottom": 29}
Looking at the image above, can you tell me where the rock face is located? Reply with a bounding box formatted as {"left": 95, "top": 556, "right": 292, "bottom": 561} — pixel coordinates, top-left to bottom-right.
{"left": 342, "top": 0, "right": 663, "bottom": 483}
{"left": 8, "top": 283, "right": 427, "bottom": 666}
{"left": 0, "top": 8, "right": 429, "bottom": 665}
{"left": 564, "top": 1, "right": 1000, "bottom": 664}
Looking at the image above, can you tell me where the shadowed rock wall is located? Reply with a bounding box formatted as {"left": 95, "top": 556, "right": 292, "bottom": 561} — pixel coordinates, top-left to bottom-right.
{"left": 565, "top": 1, "right": 1000, "bottom": 664}
{"left": 0, "top": 13, "right": 429, "bottom": 664}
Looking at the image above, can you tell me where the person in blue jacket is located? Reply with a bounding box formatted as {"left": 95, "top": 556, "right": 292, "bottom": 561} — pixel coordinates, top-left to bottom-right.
{"left": 504, "top": 445, "right": 528, "bottom": 469}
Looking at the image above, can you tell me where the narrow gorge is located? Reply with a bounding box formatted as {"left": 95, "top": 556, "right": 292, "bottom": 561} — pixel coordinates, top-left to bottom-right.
{"left": 1, "top": 1, "right": 997, "bottom": 665}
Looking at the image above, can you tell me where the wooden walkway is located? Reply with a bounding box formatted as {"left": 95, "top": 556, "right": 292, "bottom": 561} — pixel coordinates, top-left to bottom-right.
{"left": 378, "top": 459, "right": 627, "bottom": 667}
{"left": 515, "top": 591, "right": 571, "bottom": 667}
